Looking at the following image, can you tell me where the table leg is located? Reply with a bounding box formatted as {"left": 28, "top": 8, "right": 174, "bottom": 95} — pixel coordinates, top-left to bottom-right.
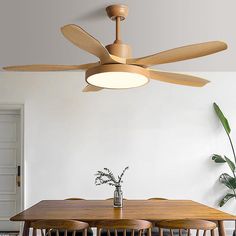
{"left": 218, "top": 221, "right": 226, "bottom": 236}
{"left": 23, "top": 221, "right": 30, "bottom": 236}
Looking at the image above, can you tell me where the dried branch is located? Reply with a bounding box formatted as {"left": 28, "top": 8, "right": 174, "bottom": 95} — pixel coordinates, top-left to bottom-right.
{"left": 118, "top": 166, "right": 129, "bottom": 184}
{"left": 95, "top": 166, "right": 129, "bottom": 187}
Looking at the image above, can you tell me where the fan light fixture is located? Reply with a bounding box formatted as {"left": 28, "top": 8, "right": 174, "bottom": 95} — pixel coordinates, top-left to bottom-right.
{"left": 3, "top": 4, "right": 228, "bottom": 92}
{"left": 86, "top": 64, "right": 149, "bottom": 89}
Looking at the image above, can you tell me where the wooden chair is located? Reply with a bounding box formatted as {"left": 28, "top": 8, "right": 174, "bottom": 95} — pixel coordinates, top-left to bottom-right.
{"left": 147, "top": 198, "right": 170, "bottom": 236}
{"left": 97, "top": 219, "right": 152, "bottom": 236}
{"left": 64, "top": 198, "right": 93, "bottom": 236}
{"left": 65, "top": 198, "right": 85, "bottom": 200}
{"left": 31, "top": 220, "right": 89, "bottom": 236}
{"left": 106, "top": 198, "right": 127, "bottom": 200}
{"left": 156, "top": 220, "right": 216, "bottom": 236}
{"left": 148, "top": 198, "right": 167, "bottom": 201}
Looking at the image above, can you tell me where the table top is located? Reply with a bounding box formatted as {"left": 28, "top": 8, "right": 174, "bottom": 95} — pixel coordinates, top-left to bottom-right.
{"left": 11, "top": 200, "right": 236, "bottom": 225}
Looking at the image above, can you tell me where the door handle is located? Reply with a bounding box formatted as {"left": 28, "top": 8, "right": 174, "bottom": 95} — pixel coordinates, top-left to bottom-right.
{"left": 16, "top": 165, "right": 20, "bottom": 187}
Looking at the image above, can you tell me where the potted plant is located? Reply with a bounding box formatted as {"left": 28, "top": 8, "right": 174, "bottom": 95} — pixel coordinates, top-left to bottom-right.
{"left": 211, "top": 103, "right": 236, "bottom": 236}
{"left": 95, "top": 166, "right": 129, "bottom": 208}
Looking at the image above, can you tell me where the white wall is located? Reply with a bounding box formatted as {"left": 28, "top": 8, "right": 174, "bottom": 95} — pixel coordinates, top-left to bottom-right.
{"left": 0, "top": 72, "right": 235, "bottom": 232}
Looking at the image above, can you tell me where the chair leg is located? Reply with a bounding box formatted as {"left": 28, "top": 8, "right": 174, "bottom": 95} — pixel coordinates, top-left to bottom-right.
{"left": 211, "top": 229, "right": 215, "bottom": 236}
{"left": 159, "top": 228, "right": 163, "bottom": 236}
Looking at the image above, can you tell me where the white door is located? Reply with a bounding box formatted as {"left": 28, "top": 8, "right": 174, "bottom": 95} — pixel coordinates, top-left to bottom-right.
{"left": 0, "top": 110, "right": 21, "bottom": 231}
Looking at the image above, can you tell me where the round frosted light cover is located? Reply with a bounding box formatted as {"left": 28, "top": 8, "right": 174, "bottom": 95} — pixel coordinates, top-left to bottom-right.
{"left": 87, "top": 71, "right": 149, "bottom": 89}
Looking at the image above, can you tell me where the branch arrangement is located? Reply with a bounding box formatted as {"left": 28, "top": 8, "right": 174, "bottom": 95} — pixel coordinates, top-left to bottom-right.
{"left": 95, "top": 166, "right": 129, "bottom": 187}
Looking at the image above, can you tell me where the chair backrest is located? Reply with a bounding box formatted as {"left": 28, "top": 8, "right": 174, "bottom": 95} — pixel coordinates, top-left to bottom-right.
{"left": 147, "top": 198, "right": 167, "bottom": 200}
{"left": 156, "top": 220, "right": 216, "bottom": 236}
{"left": 96, "top": 220, "right": 152, "bottom": 236}
{"left": 31, "top": 220, "right": 89, "bottom": 236}
{"left": 65, "top": 198, "right": 85, "bottom": 200}
{"left": 106, "top": 198, "right": 127, "bottom": 200}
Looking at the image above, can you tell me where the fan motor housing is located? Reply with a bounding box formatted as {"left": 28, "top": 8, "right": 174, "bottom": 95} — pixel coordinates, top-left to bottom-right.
{"left": 105, "top": 43, "right": 132, "bottom": 58}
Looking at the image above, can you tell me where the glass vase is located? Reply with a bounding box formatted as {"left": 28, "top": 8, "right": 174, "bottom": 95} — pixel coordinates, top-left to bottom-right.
{"left": 113, "top": 186, "right": 123, "bottom": 208}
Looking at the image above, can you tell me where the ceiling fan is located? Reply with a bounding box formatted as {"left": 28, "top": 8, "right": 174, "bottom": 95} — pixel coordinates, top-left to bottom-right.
{"left": 3, "top": 4, "right": 227, "bottom": 92}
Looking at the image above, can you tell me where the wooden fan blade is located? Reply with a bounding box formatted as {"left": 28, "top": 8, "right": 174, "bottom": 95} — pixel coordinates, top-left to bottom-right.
{"left": 3, "top": 63, "right": 99, "bottom": 71}
{"left": 149, "top": 69, "right": 210, "bottom": 87}
{"left": 61, "top": 24, "right": 125, "bottom": 64}
{"left": 82, "top": 85, "right": 103, "bottom": 92}
{"left": 127, "top": 41, "right": 227, "bottom": 67}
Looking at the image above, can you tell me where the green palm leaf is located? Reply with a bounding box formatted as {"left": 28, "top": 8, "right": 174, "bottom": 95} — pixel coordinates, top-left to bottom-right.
{"left": 219, "top": 193, "right": 236, "bottom": 207}
{"left": 219, "top": 173, "right": 236, "bottom": 189}
{"left": 213, "top": 103, "right": 231, "bottom": 134}
{"left": 212, "top": 154, "right": 226, "bottom": 163}
{"left": 224, "top": 156, "right": 235, "bottom": 173}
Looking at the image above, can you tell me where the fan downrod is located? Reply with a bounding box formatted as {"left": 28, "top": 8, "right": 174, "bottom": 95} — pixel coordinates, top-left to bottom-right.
{"left": 105, "top": 5, "right": 131, "bottom": 59}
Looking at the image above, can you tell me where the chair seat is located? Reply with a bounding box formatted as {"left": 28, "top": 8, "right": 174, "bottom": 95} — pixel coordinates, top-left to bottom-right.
{"left": 50, "top": 228, "right": 93, "bottom": 236}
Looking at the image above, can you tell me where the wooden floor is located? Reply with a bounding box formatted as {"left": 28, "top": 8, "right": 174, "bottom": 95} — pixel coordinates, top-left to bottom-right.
{"left": 0, "top": 231, "right": 19, "bottom": 236}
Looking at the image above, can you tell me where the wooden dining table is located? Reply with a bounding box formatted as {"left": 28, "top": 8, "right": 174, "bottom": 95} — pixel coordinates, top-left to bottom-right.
{"left": 11, "top": 199, "right": 236, "bottom": 236}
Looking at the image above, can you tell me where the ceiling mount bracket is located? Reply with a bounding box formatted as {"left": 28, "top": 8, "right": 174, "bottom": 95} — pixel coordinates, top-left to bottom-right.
{"left": 106, "top": 5, "right": 128, "bottom": 21}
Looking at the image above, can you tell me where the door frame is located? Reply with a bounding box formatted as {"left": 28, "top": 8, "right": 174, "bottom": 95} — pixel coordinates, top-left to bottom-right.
{"left": 0, "top": 104, "right": 25, "bottom": 214}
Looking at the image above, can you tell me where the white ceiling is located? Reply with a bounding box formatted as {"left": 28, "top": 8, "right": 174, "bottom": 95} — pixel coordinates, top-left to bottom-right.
{"left": 0, "top": 0, "right": 235, "bottom": 71}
